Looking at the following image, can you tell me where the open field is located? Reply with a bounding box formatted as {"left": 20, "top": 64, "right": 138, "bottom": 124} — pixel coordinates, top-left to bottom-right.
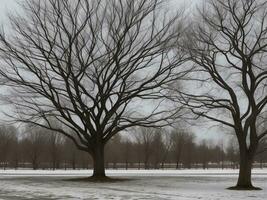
{"left": 0, "top": 169, "right": 266, "bottom": 199}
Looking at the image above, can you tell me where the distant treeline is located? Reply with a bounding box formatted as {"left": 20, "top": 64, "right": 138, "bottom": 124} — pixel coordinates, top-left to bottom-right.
{"left": 0, "top": 125, "right": 266, "bottom": 170}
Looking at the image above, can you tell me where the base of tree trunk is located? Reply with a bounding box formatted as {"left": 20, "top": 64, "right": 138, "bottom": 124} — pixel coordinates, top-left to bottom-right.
{"left": 66, "top": 176, "right": 130, "bottom": 183}
{"left": 90, "top": 174, "right": 110, "bottom": 182}
{"left": 227, "top": 185, "right": 262, "bottom": 190}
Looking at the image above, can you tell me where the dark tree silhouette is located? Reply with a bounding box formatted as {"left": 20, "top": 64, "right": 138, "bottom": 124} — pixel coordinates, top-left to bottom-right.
{"left": 177, "top": 0, "right": 267, "bottom": 190}
{"left": 0, "top": 0, "right": 186, "bottom": 179}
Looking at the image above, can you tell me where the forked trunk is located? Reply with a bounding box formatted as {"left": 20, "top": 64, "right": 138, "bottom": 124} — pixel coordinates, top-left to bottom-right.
{"left": 92, "top": 144, "right": 106, "bottom": 178}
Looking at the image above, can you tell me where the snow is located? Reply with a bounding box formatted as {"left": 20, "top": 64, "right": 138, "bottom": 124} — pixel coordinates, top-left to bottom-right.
{"left": 0, "top": 169, "right": 266, "bottom": 199}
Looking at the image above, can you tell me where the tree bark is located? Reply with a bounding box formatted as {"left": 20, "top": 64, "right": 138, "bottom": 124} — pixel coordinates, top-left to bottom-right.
{"left": 236, "top": 153, "right": 253, "bottom": 188}
{"left": 92, "top": 144, "right": 106, "bottom": 178}
{"left": 228, "top": 147, "right": 261, "bottom": 190}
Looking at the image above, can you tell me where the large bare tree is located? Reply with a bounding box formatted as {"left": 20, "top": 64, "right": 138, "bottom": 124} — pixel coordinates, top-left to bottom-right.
{"left": 0, "top": 0, "right": 186, "bottom": 179}
{"left": 176, "top": 0, "right": 267, "bottom": 190}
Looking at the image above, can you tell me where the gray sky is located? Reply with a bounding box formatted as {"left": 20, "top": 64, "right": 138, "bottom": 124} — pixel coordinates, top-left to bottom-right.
{"left": 0, "top": 0, "right": 227, "bottom": 144}
{"left": 0, "top": 0, "right": 199, "bottom": 20}
{"left": 0, "top": 0, "right": 18, "bottom": 21}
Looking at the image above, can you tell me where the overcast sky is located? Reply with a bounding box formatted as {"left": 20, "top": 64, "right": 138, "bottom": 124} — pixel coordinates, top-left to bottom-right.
{"left": 0, "top": 0, "right": 18, "bottom": 21}
{"left": 0, "top": 0, "right": 200, "bottom": 20}
{"left": 0, "top": 0, "right": 227, "bottom": 144}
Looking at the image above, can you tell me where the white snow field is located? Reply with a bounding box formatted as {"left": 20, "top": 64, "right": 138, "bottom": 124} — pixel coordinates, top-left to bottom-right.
{"left": 0, "top": 169, "right": 266, "bottom": 200}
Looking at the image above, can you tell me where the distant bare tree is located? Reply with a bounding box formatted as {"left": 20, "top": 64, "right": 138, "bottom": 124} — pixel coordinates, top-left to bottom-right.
{"left": 219, "top": 140, "right": 225, "bottom": 169}
{"left": 119, "top": 138, "right": 133, "bottom": 170}
{"left": 0, "top": 0, "right": 186, "bottom": 179}
{"left": 226, "top": 137, "right": 239, "bottom": 169}
{"left": 151, "top": 129, "right": 171, "bottom": 169}
{"left": 78, "top": 151, "right": 91, "bottom": 169}
{"left": 170, "top": 129, "right": 188, "bottom": 169}
{"left": 0, "top": 126, "right": 17, "bottom": 169}
{"left": 105, "top": 134, "right": 122, "bottom": 169}
{"left": 160, "top": 132, "right": 172, "bottom": 169}
{"left": 176, "top": 0, "right": 267, "bottom": 189}
{"left": 47, "top": 131, "right": 63, "bottom": 170}
{"left": 151, "top": 130, "right": 164, "bottom": 169}
{"left": 63, "top": 138, "right": 79, "bottom": 170}
{"left": 135, "top": 127, "right": 155, "bottom": 169}
{"left": 198, "top": 140, "right": 209, "bottom": 169}
{"left": 9, "top": 134, "right": 20, "bottom": 169}
{"left": 181, "top": 133, "right": 195, "bottom": 169}
{"left": 23, "top": 126, "right": 47, "bottom": 170}
{"left": 255, "top": 138, "right": 267, "bottom": 168}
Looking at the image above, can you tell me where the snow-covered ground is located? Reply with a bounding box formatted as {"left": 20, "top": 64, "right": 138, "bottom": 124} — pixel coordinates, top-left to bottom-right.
{"left": 0, "top": 169, "right": 266, "bottom": 199}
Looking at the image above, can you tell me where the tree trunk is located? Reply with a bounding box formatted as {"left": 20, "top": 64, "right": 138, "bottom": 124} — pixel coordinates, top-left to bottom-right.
{"left": 52, "top": 160, "right": 56, "bottom": 170}
{"left": 92, "top": 144, "right": 106, "bottom": 178}
{"left": 32, "top": 158, "right": 38, "bottom": 170}
{"left": 236, "top": 153, "right": 253, "bottom": 188}
{"left": 228, "top": 147, "right": 260, "bottom": 190}
{"left": 176, "top": 161, "right": 179, "bottom": 169}
{"left": 125, "top": 161, "right": 128, "bottom": 170}
{"left": 72, "top": 160, "right": 76, "bottom": 170}
{"left": 161, "top": 162, "right": 165, "bottom": 169}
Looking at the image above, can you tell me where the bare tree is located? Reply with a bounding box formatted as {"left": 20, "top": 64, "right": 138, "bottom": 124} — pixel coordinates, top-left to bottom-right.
{"left": 105, "top": 134, "right": 122, "bottom": 169}
{"left": 9, "top": 133, "right": 20, "bottom": 169}
{"left": 226, "top": 137, "right": 239, "bottom": 169}
{"left": 63, "top": 138, "right": 79, "bottom": 170}
{"left": 160, "top": 132, "right": 172, "bottom": 169}
{"left": 151, "top": 129, "right": 172, "bottom": 169}
{"left": 219, "top": 140, "right": 225, "bottom": 169}
{"left": 177, "top": 0, "right": 267, "bottom": 189}
{"left": 23, "top": 126, "right": 47, "bottom": 170}
{"left": 0, "top": 0, "right": 186, "bottom": 178}
{"left": 121, "top": 139, "right": 132, "bottom": 170}
{"left": 198, "top": 140, "right": 209, "bottom": 169}
{"left": 135, "top": 127, "right": 155, "bottom": 169}
{"left": 0, "top": 125, "right": 17, "bottom": 169}
{"left": 170, "top": 129, "right": 188, "bottom": 169}
{"left": 47, "top": 131, "right": 63, "bottom": 170}
{"left": 181, "top": 133, "right": 195, "bottom": 169}
{"left": 151, "top": 130, "right": 164, "bottom": 169}
{"left": 255, "top": 138, "right": 267, "bottom": 168}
